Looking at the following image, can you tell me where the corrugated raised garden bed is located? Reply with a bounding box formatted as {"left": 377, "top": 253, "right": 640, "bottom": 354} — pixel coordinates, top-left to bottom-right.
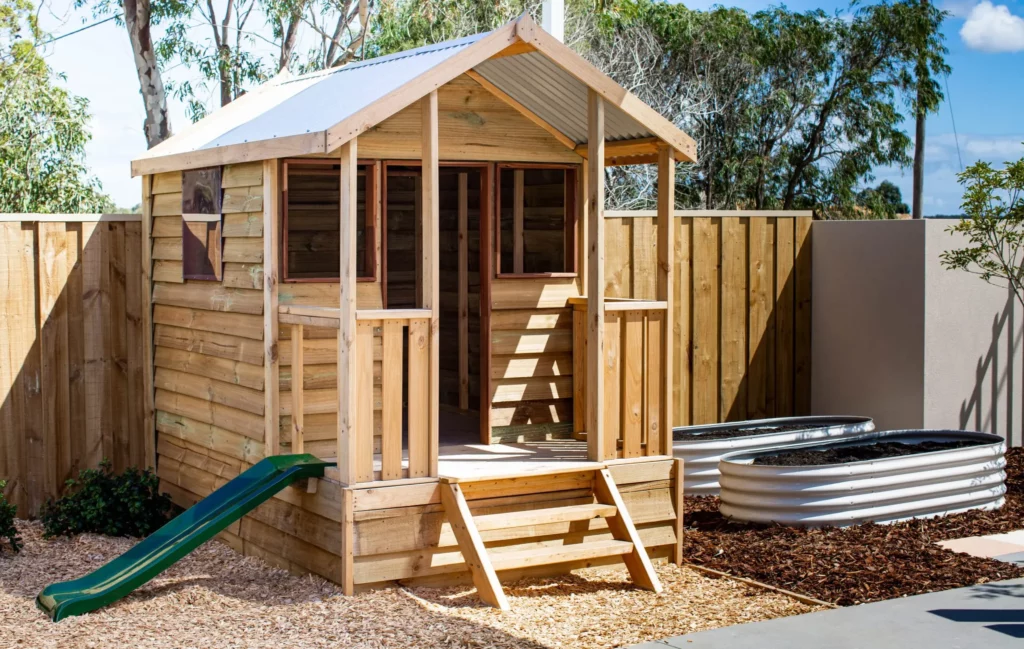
{"left": 673, "top": 416, "right": 875, "bottom": 495}
{"left": 719, "top": 430, "right": 1006, "bottom": 527}
{"left": 685, "top": 446, "right": 1024, "bottom": 606}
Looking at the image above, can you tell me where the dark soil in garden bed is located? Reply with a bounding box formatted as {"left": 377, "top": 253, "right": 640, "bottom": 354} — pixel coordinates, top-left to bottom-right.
{"left": 752, "top": 440, "right": 986, "bottom": 466}
{"left": 673, "top": 423, "right": 824, "bottom": 442}
{"left": 684, "top": 446, "right": 1024, "bottom": 606}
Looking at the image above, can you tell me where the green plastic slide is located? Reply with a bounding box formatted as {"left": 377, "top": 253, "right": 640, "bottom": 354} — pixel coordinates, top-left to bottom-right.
{"left": 36, "top": 454, "right": 332, "bottom": 621}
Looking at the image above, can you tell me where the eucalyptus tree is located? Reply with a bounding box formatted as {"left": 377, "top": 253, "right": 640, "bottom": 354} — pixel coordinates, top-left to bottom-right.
{"left": 74, "top": 0, "right": 172, "bottom": 146}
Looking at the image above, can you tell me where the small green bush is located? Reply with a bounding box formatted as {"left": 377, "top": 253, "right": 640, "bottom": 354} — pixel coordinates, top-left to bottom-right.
{"left": 40, "top": 460, "right": 173, "bottom": 539}
{"left": 0, "top": 480, "right": 20, "bottom": 553}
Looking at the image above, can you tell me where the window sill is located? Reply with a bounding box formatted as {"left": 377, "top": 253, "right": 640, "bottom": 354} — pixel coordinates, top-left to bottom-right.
{"left": 282, "top": 276, "right": 378, "bottom": 283}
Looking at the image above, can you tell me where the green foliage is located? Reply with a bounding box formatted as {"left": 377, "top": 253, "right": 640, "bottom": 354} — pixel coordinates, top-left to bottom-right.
{"left": 368, "top": 0, "right": 533, "bottom": 56}
{"left": 0, "top": 0, "right": 116, "bottom": 212}
{"left": 857, "top": 181, "right": 910, "bottom": 219}
{"left": 40, "top": 460, "right": 173, "bottom": 539}
{"left": 940, "top": 153, "right": 1024, "bottom": 307}
{"left": 595, "top": 0, "right": 947, "bottom": 215}
{"left": 0, "top": 480, "right": 20, "bottom": 553}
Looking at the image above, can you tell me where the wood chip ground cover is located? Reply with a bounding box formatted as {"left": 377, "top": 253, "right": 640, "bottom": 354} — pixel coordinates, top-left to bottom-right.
{"left": 0, "top": 522, "right": 819, "bottom": 649}
{"left": 686, "top": 446, "right": 1024, "bottom": 606}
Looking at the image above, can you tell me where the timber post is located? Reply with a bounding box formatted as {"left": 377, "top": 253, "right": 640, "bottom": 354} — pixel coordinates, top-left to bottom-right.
{"left": 586, "top": 89, "right": 606, "bottom": 462}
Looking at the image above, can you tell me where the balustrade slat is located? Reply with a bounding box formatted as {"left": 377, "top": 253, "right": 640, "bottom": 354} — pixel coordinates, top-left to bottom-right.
{"left": 621, "top": 310, "right": 643, "bottom": 458}
{"left": 407, "top": 317, "right": 430, "bottom": 478}
{"left": 355, "top": 321, "right": 375, "bottom": 482}
{"left": 646, "top": 311, "right": 664, "bottom": 456}
{"left": 381, "top": 321, "right": 404, "bottom": 480}
{"left": 603, "top": 313, "right": 621, "bottom": 460}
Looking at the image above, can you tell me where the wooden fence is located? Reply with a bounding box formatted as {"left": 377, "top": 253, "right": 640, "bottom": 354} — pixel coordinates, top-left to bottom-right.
{"left": 605, "top": 210, "right": 813, "bottom": 427}
{"left": 0, "top": 215, "right": 149, "bottom": 516}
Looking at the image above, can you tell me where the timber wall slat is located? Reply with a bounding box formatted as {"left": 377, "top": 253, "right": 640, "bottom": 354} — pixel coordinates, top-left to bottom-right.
{"left": 0, "top": 217, "right": 147, "bottom": 516}
{"left": 148, "top": 163, "right": 277, "bottom": 454}
{"left": 605, "top": 214, "right": 812, "bottom": 426}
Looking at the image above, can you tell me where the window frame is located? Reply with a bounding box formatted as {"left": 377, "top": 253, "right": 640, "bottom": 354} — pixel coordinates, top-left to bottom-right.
{"left": 181, "top": 165, "right": 224, "bottom": 282}
{"left": 281, "top": 157, "right": 379, "bottom": 283}
{"left": 494, "top": 162, "right": 579, "bottom": 279}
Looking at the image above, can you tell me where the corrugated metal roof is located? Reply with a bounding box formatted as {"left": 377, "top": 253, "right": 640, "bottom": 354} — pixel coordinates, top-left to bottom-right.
{"left": 473, "top": 52, "right": 652, "bottom": 144}
{"left": 133, "top": 16, "right": 696, "bottom": 175}
{"left": 142, "top": 33, "right": 485, "bottom": 157}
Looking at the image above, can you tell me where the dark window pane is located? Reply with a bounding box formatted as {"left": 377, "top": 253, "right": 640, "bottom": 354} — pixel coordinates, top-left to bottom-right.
{"left": 499, "top": 167, "right": 573, "bottom": 274}
{"left": 182, "top": 167, "right": 222, "bottom": 214}
{"left": 182, "top": 219, "right": 222, "bottom": 280}
{"left": 286, "top": 163, "right": 370, "bottom": 280}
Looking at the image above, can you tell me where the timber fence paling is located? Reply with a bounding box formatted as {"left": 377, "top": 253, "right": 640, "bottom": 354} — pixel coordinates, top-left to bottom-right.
{"left": 604, "top": 210, "right": 814, "bottom": 428}
{"left": 0, "top": 214, "right": 147, "bottom": 517}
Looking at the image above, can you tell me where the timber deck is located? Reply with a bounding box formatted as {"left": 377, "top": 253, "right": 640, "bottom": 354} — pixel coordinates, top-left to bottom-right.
{"left": 319, "top": 438, "right": 604, "bottom": 483}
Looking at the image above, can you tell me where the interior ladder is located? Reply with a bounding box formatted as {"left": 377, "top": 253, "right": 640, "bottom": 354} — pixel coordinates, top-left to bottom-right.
{"left": 439, "top": 467, "right": 663, "bottom": 610}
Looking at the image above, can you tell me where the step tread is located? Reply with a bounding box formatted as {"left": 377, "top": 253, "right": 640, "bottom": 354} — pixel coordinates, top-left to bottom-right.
{"left": 489, "top": 539, "right": 634, "bottom": 571}
{"left": 474, "top": 503, "right": 618, "bottom": 532}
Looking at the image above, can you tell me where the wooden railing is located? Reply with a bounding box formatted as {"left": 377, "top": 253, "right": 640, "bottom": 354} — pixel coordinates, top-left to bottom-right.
{"left": 278, "top": 305, "right": 433, "bottom": 482}
{"left": 571, "top": 298, "right": 671, "bottom": 460}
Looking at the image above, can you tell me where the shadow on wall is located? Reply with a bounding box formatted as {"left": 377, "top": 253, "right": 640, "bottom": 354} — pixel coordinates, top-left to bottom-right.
{"left": 604, "top": 214, "right": 812, "bottom": 427}
{"left": 961, "top": 286, "right": 1023, "bottom": 447}
{"left": 0, "top": 218, "right": 147, "bottom": 517}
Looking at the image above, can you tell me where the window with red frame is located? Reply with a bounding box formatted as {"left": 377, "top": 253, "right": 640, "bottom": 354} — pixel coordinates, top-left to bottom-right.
{"left": 496, "top": 165, "right": 577, "bottom": 276}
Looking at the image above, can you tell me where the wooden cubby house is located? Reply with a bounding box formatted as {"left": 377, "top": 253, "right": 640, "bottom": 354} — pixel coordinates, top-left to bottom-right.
{"left": 132, "top": 14, "right": 697, "bottom": 606}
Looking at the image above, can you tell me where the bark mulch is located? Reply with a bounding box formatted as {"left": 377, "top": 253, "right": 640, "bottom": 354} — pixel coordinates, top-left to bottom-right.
{"left": 685, "top": 447, "right": 1024, "bottom": 606}
{"left": 0, "top": 521, "right": 820, "bottom": 649}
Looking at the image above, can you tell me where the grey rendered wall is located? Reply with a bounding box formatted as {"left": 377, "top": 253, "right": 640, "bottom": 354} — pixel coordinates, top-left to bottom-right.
{"left": 811, "top": 220, "right": 926, "bottom": 430}
{"left": 923, "top": 221, "right": 1023, "bottom": 445}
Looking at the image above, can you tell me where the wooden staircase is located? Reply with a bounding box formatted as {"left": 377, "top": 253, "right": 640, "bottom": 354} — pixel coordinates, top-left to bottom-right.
{"left": 439, "top": 467, "right": 663, "bottom": 610}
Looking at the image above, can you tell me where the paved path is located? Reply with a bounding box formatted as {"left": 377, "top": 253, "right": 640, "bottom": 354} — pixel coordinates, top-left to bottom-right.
{"left": 630, "top": 578, "right": 1024, "bottom": 649}
{"left": 939, "top": 530, "right": 1024, "bottom": 565}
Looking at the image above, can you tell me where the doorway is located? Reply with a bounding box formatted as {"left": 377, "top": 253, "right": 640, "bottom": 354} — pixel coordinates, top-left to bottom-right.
{"left": 383, "top": 162, "right": 489, "bottom": 446}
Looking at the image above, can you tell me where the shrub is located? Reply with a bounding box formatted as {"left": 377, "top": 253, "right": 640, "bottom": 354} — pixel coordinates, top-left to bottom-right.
{"left": 40, "top": 460, "right": 173, "bottom": 539}
{"left": 0, "top": 480, "right": 20, "bottom": 553}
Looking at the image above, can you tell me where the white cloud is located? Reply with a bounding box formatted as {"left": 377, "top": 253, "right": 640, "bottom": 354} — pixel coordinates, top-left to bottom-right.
{"left": 960, "top": 1, "right": 1024, "bottom": 52}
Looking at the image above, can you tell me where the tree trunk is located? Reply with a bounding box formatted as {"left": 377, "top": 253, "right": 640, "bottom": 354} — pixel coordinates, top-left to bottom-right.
{"left": 124, "top": 0, "right": 171, "bottom": 148}
{"left": 220, "top": 46, "right": 233, "bottom": 106}
{"left": 912, "top": 101, "right": 925, "bottom": 219}
{"left": 279, "top": 14, "right": 301, "bottom": 72}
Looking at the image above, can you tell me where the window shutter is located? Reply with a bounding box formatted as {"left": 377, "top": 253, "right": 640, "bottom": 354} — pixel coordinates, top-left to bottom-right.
{"left": 181, "top": 166, "right": 223, "bottom": 281}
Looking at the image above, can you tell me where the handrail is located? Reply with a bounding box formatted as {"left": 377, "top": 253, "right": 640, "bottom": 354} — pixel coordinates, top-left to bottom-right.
{"left": 567, "top": 297, "right": 668, "bottom": 312}
{"left": 356, "top": 309, "right": 432, "bottom": 321}
{"left": 278, "top": 305, "right": 432, "bottom": 329}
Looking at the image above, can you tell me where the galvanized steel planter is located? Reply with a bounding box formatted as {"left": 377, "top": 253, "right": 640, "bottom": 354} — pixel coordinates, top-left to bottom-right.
{"left": 672, "top": 416, "right": 875, "bottom": 496}
{"left": 719, "top": 430, "right": 1007, "bottom": 527}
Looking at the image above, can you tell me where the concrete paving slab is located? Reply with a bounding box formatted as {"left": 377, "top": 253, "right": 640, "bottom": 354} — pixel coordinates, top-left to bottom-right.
{"left": 985, "top": 530, "right": 1024, "bottom": 547}
{"left": 633, "top": 579, "right": 1024, "bottom": 649}
{"left": 938, "top": 537, "right": 1024, "bottom": 558}
{"left": 994, "top": 551, "right": 1024, "bottom": 566}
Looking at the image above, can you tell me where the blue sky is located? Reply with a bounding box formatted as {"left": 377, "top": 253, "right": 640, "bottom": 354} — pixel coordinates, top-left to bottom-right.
{"left": 37, "top": 0, "right": 1024, "bottom": 214}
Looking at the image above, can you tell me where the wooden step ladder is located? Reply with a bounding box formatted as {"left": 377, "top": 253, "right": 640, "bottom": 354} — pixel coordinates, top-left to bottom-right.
{"left": 439, "top": 467, "right": 663, "bottom": 610}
